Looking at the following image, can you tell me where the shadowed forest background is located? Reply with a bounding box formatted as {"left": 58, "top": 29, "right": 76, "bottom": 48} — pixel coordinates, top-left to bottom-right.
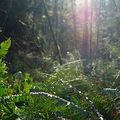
{"left": 0, "top": 0, "right": 120, "bottom": 120}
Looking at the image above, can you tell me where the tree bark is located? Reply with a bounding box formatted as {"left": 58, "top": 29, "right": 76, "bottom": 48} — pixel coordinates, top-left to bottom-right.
{"left": 42, "top": 0, "right": 62, "bottom": 65}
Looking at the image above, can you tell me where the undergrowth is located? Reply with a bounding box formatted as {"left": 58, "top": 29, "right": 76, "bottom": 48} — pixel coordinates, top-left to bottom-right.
{"left": 0, "top": 39, "right": 120, "bottom": 120}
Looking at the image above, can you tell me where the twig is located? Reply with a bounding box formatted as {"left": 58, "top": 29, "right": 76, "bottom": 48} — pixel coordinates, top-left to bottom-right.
{"left": 60, "top": 59, "right": 85, "bottom": 68}
{"left": 1, "top": 92, "right": 87, "bottom": 115}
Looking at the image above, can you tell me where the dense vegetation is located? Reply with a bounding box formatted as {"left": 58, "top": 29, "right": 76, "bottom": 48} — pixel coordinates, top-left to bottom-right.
{"left": 0, "top": 0, "right": 120, "bottom": 120}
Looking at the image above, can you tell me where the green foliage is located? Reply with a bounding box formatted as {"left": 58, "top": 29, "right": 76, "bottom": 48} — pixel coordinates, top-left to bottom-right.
{"left": 0, "top": 0, "right": 120, "bottom": 119}
{"left": 24, "top": 59, "right": 119, "bottom": 120}
{"left": 19, "top": 61, "right": 101, "bottom": 119}
{"left": 1, "top": 71, "right": 33, "bottom": 119}
{"left": 0, "top": 39, "right": 11, "bottom": 97}
{"left": 0, "top": 38, "right": 120, "bottom": 120}
{"left": 0, "top": 38, "right": 11, "bottom": 58}
{"left": 103, "top": 94, "right": 120, "bottom": 120}
{"left": 0, "top": 39, "right": 33, "bottom": 119}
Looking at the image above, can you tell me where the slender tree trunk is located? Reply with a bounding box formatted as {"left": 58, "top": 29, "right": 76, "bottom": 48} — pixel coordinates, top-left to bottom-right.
{"left": 54, "top": 0, "right": 58, "bottom": 39}
{"left": 58, "top": 0, "right": 67, "bottom": 58}
{"left": 95, "top": 0, "right": 101, "bottom": 58}
{"left": 81, "top": 0, "right": 90, "bottom": 74}
{"left": 72, "top": 0, "right": 77, "bottom": 50}
{"left": 90, "top": 0, "right": 93, "bottom": 59}
{"left": 42, "top": 0, "right": 62, "bottom": 65}
{"left": 82, "top": 0, "right": 89, "bottom": 60}
{"left": 112, "top": 0, "right": 118, "bottom": 11}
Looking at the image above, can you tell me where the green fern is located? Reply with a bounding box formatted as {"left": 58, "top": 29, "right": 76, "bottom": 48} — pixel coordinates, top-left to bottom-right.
{"left": 0, "top": 38, "right": 11, "bottom": 58}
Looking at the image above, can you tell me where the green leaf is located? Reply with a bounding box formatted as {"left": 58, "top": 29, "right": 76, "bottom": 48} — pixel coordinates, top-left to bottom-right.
{"left": 0, "top": 86, "right": 6, "bottom": 97}
{"left": 0, "top": 38, "right": 11, "bottom": 58}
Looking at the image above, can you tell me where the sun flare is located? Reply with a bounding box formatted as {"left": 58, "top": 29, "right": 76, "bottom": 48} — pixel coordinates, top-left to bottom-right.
{"left": 76, "top": 0, "right": 91, "bottom": 5}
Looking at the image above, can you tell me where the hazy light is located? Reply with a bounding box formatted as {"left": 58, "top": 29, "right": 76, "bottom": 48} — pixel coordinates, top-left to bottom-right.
{"left": 42, "top": 15, "right": 46, "bottom": 19}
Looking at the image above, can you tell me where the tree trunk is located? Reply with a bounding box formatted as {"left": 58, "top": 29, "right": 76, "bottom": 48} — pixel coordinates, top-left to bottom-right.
{"left": 82, "top": 0, "right": 89, "bottom": 60}
{"left": 42, "top": 0, "right": 62, "bottom": 65}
